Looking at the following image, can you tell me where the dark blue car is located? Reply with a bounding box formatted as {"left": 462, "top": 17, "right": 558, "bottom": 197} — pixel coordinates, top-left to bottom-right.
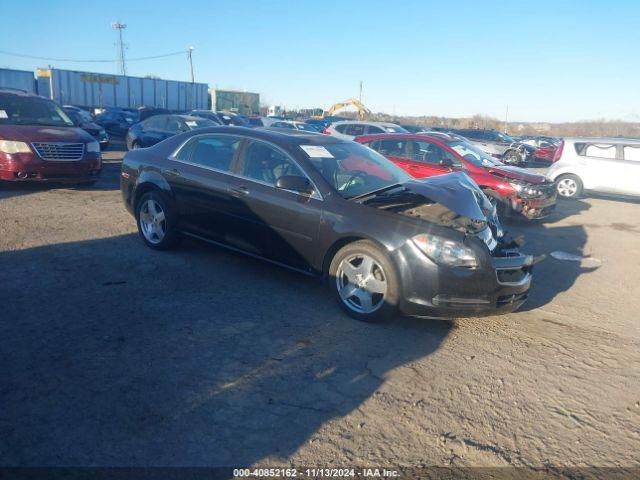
{"left": 94, "top": 108, "right": 139, "bottom": 137}
{"left": 125, "top": 114, "right": 217, "bottom": 150}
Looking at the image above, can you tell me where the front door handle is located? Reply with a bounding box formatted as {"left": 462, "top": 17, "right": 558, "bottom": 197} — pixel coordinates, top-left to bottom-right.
{"left": 230, "top": 186, "right": 250, "bottom": 197}
{"left": 164, "top": 168, "right": 181, "bottom": 177}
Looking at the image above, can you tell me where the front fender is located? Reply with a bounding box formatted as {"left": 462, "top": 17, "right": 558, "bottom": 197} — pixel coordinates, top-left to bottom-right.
{"left": 131, "top": 169, "right": 175, "bottom": 211}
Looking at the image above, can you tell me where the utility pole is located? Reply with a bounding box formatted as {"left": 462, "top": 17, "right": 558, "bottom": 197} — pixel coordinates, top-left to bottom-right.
{"left": 504, "top": 105, "right": 509, "bottom": 133}
{"left": 188, "top": 46, "right": 195, "bottom": 83}
{"left": 359, "top": 80, "right": 363, "bottom": 103}
{"left": 111, "top": 21, "right": 127, "bottom": 75}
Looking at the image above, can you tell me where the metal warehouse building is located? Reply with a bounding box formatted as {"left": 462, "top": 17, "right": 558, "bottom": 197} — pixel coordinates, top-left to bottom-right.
{"left": 210, "top": 89, "right": 260, "bottom": 115}
{"left": 0, "top": 68, "right": 37, "bottom": 93}
{"left": 36, "top": 68, "right": 209, "bottom": 111}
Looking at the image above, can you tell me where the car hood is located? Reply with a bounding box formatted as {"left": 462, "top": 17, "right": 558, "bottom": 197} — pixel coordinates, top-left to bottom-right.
{"left": 485, "top": 165, "right": 548, "bottom": 184}
{"left": 361, "top": 171, "right": 496, "bottom": 234}
{"left": 0, "top": 124, "right": 94, "bottom": 143}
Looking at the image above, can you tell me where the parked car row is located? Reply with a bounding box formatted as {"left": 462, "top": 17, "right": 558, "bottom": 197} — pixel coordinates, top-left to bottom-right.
{"left": 355, "top": 132, "right": 557, "bottom": 220}
{"left": 2, "top": 88, "right": 638, "bottom": 323}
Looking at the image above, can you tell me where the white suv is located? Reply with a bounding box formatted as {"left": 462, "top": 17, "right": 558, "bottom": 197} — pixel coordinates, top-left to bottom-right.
{"left": 325, "top": 121, "right": 408, "bottom": 140}
{"left": 547, "top": 137, "right": 640, "bottom": 199}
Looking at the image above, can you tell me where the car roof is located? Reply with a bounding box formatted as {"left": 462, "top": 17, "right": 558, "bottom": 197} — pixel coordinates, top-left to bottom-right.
{"left": 355, "top": 132, "right": 459, "bottom": 143}
{"left": 331, "top": 120, "right": 401, "bottom": 127}
{"left": 562, "top": 136, "right": 640, "bottom": 145}
{"left": 0, "top": 89, "right": 49, "bottom": 99}
{"left": 185, "top": 125, "right": 348, "bottom": 145}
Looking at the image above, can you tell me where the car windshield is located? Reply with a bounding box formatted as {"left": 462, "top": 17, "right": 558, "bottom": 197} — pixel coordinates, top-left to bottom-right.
{"left": 301, "top": 142, "right": 411, "bottom": 199}
{"left": 63, "top": 110, "right": 81, "bottom": 125}
{"left": 497, "top": 132, "right": 516, "bottom": 143}
{"left": 0, "top": 96, "right": 74, "bottom": 127}
{"left": 184, "top": 118, "right": 217, "bottom": 129}
{"left": 449, "top": 141, "right": 503, "bottom": 168}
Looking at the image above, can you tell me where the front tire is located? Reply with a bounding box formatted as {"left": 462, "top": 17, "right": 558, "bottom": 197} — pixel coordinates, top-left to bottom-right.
{"left": 136, "top": 191, "right": 180, "bottom": 250}
{"left": 329, "top": 240, "right": 400, "bottom": 322}
{"left": 556, "top": 174, "right": 583, "bottom": 199}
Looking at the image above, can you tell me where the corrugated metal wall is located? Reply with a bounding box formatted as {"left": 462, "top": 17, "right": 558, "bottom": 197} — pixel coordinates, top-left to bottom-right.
{"left": 36, "top": 68, "right": 208, "bottom": 110}
{"left": 0, "top": 68, "right": 37, "bottom": 93}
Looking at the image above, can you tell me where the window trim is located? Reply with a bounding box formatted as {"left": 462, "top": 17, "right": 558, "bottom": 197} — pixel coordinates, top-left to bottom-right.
{"left": 169, "top": 133, "right": 243, "bottom": 174}
{"left": 169, "top": 134, "right": 323, "bottom": 201}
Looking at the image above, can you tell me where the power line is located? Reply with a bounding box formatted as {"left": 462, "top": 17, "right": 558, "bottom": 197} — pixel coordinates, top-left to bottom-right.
{"left": 0, "top": 49, "right": 187, "bottom": 63}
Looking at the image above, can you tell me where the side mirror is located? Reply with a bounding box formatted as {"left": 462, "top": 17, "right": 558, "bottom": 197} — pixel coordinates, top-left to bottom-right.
{"left": 275, "top": 175, "right": 313, "bottom": 195}
{"left": 439, "top": 158, "right": 453, "bottom": 167}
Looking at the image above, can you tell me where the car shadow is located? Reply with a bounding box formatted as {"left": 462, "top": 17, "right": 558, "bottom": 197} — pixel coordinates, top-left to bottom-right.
{"left": 0, "top": 233, "right": 451, "bottom": 467}
{"left": 501, "top": 198, "right": 592, "bottom": 226}
{"left": 507, "top": 221, "right": 598, "bottom": 312}
{"left": 0, "top": 160, "right": 122, "bottom": 200}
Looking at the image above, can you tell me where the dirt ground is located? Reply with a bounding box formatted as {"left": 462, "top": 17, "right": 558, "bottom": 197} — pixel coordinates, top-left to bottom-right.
{"left": 1, "top": 152, "right": 639, "bottom": 470}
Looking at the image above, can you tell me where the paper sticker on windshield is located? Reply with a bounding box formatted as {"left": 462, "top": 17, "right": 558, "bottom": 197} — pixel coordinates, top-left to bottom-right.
{"left": 0, "top": 110, "right": 8, "bottom": 119}
{"left": 185, "top": 121, "right": 198, "bottom": 128}
{"left": 300, "top": 145, "right": 333, "bottom": 158}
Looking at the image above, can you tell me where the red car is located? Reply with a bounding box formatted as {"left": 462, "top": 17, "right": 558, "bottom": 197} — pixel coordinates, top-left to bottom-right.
{"left": 356, "top": 133, "right": 556, "bottom": 220}
{"left": 534, "top": 145, "right": 556, "bottom": 162}
{"left": 0, "top": 89, "right": 101, "bottom": 184}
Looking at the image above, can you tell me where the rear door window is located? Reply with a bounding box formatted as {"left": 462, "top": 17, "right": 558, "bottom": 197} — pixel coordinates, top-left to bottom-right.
{"left": 176, "top": 135, "right": 241, "bottom": 172}
{"left": 409, "top": 141, "right": 460, "bottom": 165}
{"left": 344, "top": 124, "right": 366, "bottom": 136}
{"left": 366, "top": 125, "right": 384, "bottom": 134}
{"left": 578, "top": 143, "right": 617, "bottom": 159}
{"left": 376, "top": 139, "right": 407, "bottom": 158}
{"left": 623, "top": 145, "right": 640, "bottom": 161}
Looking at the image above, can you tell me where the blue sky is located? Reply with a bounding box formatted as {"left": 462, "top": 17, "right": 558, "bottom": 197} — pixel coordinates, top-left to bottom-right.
{"left": 2, "top": 0, "right": 639, "bottom": 122}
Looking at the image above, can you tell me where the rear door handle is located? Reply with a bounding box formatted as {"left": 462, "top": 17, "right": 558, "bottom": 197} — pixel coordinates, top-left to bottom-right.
{"left": 230, "top": 186, "right": 250, "bottom": 197}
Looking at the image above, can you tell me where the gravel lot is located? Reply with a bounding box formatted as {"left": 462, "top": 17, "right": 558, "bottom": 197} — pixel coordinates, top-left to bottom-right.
{"left": 1, "top": 150, "right": 639, "bottom": 469}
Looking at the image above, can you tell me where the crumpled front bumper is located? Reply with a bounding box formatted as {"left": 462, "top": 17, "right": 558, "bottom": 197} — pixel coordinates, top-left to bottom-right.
{"left": 514, "top": 192, "right": 557, "bottom": 219}
{"left": 393, "top": 239, "right": 537, "bottom": 318}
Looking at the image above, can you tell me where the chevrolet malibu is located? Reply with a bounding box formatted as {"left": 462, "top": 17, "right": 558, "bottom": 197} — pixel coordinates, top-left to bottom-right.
{"left": 121, "top": 127, "right": 535, "bottom": 322}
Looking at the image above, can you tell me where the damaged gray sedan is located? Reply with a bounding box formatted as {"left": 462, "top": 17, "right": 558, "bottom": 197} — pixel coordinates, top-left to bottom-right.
{"left": 121, "top": 127, "right": 536, "bottom": 322}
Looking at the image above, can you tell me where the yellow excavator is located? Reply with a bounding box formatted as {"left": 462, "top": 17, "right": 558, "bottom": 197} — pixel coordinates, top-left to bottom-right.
{"left": 323, "top": 98, "right": 371, "bottom": 120}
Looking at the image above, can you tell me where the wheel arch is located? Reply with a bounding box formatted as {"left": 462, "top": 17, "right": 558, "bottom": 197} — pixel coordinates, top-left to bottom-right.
{"left": 321, "top": 235, "right": 388, "bottom": 278}
{"left": 133, "top": 175, "right": 174, "bottom": 215}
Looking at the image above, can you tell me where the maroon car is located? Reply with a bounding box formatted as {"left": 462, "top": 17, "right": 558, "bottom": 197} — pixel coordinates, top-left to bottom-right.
{"left": 0, "top": 89, "right": 101, "bottom": 183}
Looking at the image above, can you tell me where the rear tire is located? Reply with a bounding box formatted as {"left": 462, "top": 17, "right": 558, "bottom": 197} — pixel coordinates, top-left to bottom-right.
{"left": 556, "top": 174, "right": 583, "bottom": 199}
{"left": 329, "top": 240, "right": 400, "bottom": 322}
{"left": 136, "top": 191, "right": 180, "bottom": 250}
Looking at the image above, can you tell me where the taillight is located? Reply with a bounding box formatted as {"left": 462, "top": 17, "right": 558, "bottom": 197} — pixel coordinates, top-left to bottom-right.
{"left": 552, "top": 141, "right": 564, "bottom": 163}
{"left": 323, "top": 128, "right": 330, "bottom": 135}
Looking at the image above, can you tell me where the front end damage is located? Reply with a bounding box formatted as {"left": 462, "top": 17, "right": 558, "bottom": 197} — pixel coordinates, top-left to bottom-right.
{"left": 360, "top": 172, "right": 542, "bottom": 317}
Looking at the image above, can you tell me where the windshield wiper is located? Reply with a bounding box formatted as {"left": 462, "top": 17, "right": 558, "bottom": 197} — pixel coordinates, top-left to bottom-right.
{"left": 347, "top": 183, "right": 404, "bottom": 201}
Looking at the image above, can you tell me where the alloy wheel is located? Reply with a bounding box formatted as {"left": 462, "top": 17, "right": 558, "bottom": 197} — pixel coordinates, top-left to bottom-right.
{"left": 557, "top": 178, "right": 578, "bottom": 197}
{"left": 139, "top": 199, "right": 166, "bottom": 244}
{"left": 336, "top": 254, "right": 387, "bottom": 314}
